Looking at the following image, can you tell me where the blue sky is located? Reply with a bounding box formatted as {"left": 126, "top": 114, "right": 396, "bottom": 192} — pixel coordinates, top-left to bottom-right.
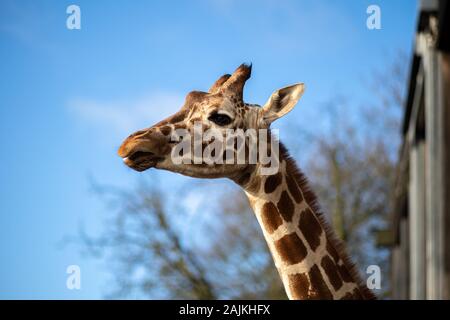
{"left": 0, "top": 0, "right": 417, "bottom": 299}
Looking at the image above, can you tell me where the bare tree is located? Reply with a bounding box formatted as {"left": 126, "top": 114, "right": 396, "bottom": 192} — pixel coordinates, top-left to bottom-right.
{"left": 79, "top": 180, "right": 286, "bottom": 299}
{"left": 297, "top": 53, "right": 408, "bottom": 297}
{"left": 79, "top": 181, "right": 216, "bottom": 299}
{"left": 197, "top": 188, "right": 286, "bottom": 299}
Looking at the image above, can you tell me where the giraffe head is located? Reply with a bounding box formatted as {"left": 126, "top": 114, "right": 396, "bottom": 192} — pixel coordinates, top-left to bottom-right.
{"left": 118, "top": 64, "right": 304, "bottom": 179}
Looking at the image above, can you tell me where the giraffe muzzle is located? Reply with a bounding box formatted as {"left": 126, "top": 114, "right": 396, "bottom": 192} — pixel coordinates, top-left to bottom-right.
{"left": 118, "top": 129, "right": 169, "bottom": 172}
{"left": 122, "top": 150, "right": 164, "bottom": 172}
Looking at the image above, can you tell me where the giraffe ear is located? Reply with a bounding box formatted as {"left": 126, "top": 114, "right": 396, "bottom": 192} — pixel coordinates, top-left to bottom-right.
{"left": 261, "top": 83, "right": 305, "bottom": 124}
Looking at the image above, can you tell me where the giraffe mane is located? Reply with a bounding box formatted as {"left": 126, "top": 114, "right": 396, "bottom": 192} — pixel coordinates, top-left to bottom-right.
{"left": 279, "top": 141, "right": 377, "bottom": 300}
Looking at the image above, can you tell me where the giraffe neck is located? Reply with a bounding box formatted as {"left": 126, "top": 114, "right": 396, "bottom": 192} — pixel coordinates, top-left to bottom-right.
{"left": 234, "top": 143, "right": 374, "bottom": 300}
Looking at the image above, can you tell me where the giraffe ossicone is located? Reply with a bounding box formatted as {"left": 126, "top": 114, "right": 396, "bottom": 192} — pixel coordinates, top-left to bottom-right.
{"left": 118, "top": 64, "right": 376, "bottom": 300}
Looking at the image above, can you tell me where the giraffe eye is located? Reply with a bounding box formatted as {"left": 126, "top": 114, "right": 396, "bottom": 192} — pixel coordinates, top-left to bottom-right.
{"left": 208, "top": 113, "right": 232, "bottom": 126}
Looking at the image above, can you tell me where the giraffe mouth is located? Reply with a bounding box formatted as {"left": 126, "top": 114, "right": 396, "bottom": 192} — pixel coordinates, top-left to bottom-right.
{"left": 123, "top": 151, "right": 163, "bottom": 172}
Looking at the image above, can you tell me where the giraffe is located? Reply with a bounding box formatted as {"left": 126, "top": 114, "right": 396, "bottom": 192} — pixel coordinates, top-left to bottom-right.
{"left": 118, "top": 64, "right": 376, "bottom": 300}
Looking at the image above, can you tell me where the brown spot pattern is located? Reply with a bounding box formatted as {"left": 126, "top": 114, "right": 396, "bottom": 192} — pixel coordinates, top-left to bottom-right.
{"left": 298, "top": 208, "right": 322, "bottom": 251}
{"left": 286, "top": 175, "right": 303, "bottom": 203}
{"left": 274, "top": 233, "right": 307, "bottom": 265}
{"left": 261, "top": 202, "right": 283, "bottom": 234}
{"left": 288, "top": 273, "right": 310, "bottom": 299}
{"left": 264, "top": 172, "right": 282, "bottom": 194}
{"left": 321, "top": 255, "right": 343, "bottom": 291}
{"left": 337, "top": 263, "right": 353, "bottom": 283}
{"left": 277, "top": 191, "right": 295, "bottom": 222}
{"left": 160, "top": 126, "right": 172, "bottom": 136}
{"left": 308, "top": 265, "right": 333, "bottom": 299}
{"left": 174, "top": 123, "right": 186, "bottom": 130}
